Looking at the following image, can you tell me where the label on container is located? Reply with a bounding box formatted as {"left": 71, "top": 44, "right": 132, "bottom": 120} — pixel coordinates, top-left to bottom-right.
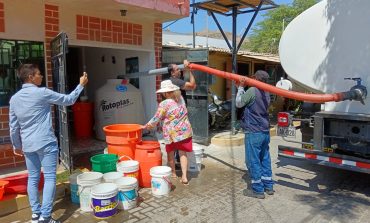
{"left": 116, "top": 84, "right": 127, "bottom": 92}
{"left": 92, "top": 196, "right": 117, "bottom": 219}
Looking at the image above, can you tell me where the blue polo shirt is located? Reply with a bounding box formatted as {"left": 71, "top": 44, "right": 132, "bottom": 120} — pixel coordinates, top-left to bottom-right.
{"left": 9, "top": 83, "right": 84, "bottom": 153}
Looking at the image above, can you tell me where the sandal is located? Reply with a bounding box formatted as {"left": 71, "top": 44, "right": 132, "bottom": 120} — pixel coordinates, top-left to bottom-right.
{"left": 180, "top": 179, "right": 189, "bottom": 186}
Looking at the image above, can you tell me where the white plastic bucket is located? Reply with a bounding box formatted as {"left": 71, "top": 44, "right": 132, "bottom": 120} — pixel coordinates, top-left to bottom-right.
{"left": 103, "top": 172, "right": 122, "bottom": 183}
{"left": 150, "top": 166, "right": 172, "bottom": 196}
{"left": 117, "top": 157, "right": 139, "bottom": 180}
{"left": 91, "top": 183, "right": 118, "bottom": 219}
{"left": 77, "top": 172, "right": 103, "bottom": 212}
{"left": 193, "top": 147, "right": 203, "bottom": 163}
{"left": 188, "top": 145, "right": 204, "bottom": 172}
{"left": 69, "top": 173, "right": 81, "bottom": 204}
{"left": 114, "top": 177, "right": 138, "bottom": 210}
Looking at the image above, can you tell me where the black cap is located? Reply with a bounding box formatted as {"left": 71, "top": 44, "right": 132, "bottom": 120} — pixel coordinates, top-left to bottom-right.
{"left": 254, "top": 70, "right": 269, "bottom": 82}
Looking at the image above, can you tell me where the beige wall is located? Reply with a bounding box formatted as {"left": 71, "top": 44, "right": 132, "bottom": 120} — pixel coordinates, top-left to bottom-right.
{"left": 1, "top": 0, "right": 156, "bottom": 50}
{"left": 208, "top": 53, "right": 227, "bottom": 99}
{"left": 1, "top": 1, "right": 44, "bottom": 41}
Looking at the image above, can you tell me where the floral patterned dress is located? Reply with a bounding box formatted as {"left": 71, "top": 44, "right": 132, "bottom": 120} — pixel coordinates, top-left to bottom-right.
{"left": 145, "top": 97, "right": 192, "bottom": 145}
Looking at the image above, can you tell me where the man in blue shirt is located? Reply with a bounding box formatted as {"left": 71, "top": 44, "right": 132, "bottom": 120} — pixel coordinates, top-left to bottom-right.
{"left": 236, "top": 70, "right": 274, "bottom": 199}
{"left": 9, "top": 64, "right": 88, "bottom": 223}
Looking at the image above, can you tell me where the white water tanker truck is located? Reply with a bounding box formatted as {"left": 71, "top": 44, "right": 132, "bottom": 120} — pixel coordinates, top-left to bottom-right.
{"left": 182, "top": 0, "right": 370, "bottom": 174}
{"left": 275, "top": 0, "right": 370, "bottom": 174}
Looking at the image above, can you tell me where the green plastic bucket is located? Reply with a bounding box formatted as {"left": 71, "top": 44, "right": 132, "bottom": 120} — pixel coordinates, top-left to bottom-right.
{"left": 91, "top": 154, "right": 118, "bottom": 173}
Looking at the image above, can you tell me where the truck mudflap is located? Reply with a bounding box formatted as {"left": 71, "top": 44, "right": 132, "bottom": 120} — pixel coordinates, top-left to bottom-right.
{"left": 278, "top": 145, "right": 370, "bottom": 174}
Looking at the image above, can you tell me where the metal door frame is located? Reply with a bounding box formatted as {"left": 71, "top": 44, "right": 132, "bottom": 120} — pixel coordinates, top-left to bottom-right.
{"left": 50, "top": 32, "right": 71, "bottom": 171}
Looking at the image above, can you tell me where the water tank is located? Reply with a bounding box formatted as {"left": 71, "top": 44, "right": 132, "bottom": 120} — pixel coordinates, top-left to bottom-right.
{"left": 95, "top": 79, "right": 145, "bottom": 140}
{"left": 279, "top": 0, "right": 370, "bottom": 114}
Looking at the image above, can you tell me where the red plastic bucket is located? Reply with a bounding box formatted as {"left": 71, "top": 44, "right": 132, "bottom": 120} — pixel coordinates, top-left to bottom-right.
{"left": 103, "top": 124, "right": 142, "bottom": 143}
{"left": 134, "top": 141, "right": 162, "bottom": 188}
{"left": 2, "top": 173, "right": 44, "bottom": 194}
{"left": 107, "top": 138, "right": 137, "bottom": 160}
{"left": 104, "top": 124, "right": 142, "bottom": 160}
{"left": 0, "top": 180, "right": 9, "bottom": 200}
{"left": 72, "top": 102, "right": 94, "bottom": 139}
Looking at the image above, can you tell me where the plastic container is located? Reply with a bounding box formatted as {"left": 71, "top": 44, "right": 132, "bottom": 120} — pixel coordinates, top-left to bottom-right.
{"left": 2, "top": 173, "right": 44, "bottom": 194}
{"left": 150, "top": 166, "right": 172, "bottom": 197}
{"left": 114, "top": 177, "right": 138, "bottom": 210}
{"left": 103, "top": 172, "right": 122, "bottom": 183}
{"left": 117, "top": 159, "right": 140, "bottom": 180}
{"left": 72, "top": 102, "right": 94, "bottom": 139}
{"left": 0, "top": 180, "right": 9, "bottom": 200}
{"left": 188, "top": 145, "right": 204, "bottom": 172}
{"left": 77, "top": 172, "right": 103, "bottom": 212}
{"left": 104, "top": 124, "right": 143, "bottom": 160}
{"left": 134, "top": 141, "right": 162, "bottom": 188}
{"left": 69, "top": 173, "right": 80, "bottom": 204}
{"left": 95, "top": 80, "right": 146, "bottom": 140}
{"left": 107, "top": 138, "right": 137, "bottom": 161}
{"left": 103, "top": 124, "right": 143, "bottom": 143}
{"left": 90, "top": 154, "right": 118, "bottom": 173}
{"left": 91, "top": 183, "right": 118, "bottom": 219}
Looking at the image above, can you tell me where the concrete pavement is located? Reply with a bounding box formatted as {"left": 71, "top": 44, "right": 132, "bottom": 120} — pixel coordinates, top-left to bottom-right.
{"left": 1, "top": 134, "right": 370, "bottom": 223}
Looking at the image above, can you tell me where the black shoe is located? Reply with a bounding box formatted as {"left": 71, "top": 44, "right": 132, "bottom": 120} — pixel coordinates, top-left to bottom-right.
{"left": 243, "top": 189, "right": 265, "bottom": 199}
{"left": 39, "top": 217, "right": 61, "bottom": 223}
{"left": 265, "top": 188, "right": 275, "bottom": 195}
{"left": 31, "top": 213, "right": 41, "bottom": 223}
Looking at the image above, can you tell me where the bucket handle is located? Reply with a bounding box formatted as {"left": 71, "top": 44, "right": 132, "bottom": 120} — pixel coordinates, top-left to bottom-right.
{"left": 118, "top": 155, "right": 133, "bottom": 162}
{"left": 77, "top": 185, "right": 87, "bottom": 196}
{"left": 118, "top": 155, "right": 132, "bottom": 161}
{"left": 162, "top": 176, "right": 173, "bottom": 189}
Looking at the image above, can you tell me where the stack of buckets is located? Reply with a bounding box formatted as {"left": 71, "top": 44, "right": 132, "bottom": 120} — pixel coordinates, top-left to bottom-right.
{"left": 72, "top": 124, "right": 175, "bottom": 219}
{"left": 188, "top": 144, "right": 204, "bottom": 172}
{"left": 103, "top": 124, "right": 163, "bottom": 188}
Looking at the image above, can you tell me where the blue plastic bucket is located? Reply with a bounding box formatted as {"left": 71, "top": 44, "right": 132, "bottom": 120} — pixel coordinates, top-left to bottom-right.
{"left": 114, "top": 177, "right": 138, "bottom": 210}
{"left": 91, "top": 183, "right": 118, "bottom": 219}
{"left": 69, "top": 173, "right": 80, "bottom": 204}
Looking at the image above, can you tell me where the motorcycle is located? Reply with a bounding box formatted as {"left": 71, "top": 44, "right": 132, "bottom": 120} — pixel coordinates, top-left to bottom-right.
{"left": 208, "top": 90, "right": 232, "bottom": 130}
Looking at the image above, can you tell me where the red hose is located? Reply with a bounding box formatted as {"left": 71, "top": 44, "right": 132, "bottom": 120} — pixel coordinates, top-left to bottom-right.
{"left": 189, "top": 63, "right": 345, "bottom": 103}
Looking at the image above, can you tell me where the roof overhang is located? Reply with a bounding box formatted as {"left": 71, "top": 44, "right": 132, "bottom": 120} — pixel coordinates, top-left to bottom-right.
{"left": 163, "top": 44, "right": 280, "bottom": 63}
{"left": 45, "top": 0, "right": 188, "bottom": 23}
{"left": 192, "top": 0, "right": 277, "bottom": 16}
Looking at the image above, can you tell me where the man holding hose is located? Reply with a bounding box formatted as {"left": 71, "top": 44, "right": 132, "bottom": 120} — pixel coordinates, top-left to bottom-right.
{"left": 236, "top": 70, "right": 274, "bottom": 199}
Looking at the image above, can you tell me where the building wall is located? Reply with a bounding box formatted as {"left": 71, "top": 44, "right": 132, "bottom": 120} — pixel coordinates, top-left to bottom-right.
{"left": 0, "top": 0, "right": 167, "bottom": 170}
{"left": 208, "top": 53, "right": 227, "bottom": 99}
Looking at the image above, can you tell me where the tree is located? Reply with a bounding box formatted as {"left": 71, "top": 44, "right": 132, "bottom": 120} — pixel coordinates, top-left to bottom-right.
{"left": 242, "top": 0, "right": 318, "bottom": 54}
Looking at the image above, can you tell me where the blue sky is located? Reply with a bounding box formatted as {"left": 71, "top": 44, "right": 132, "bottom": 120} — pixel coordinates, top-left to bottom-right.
{"left": 163, "top": 0, "right": 294, "bottom": 35}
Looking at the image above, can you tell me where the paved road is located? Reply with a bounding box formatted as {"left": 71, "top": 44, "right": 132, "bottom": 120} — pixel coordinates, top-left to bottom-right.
{"left": 2, "top": 135, "right": 370, "bottom": 223}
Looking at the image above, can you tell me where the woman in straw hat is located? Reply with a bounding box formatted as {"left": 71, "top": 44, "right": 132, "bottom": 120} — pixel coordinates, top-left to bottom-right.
{"left": 144, "top": 80, "right": 193, "bottom": 185}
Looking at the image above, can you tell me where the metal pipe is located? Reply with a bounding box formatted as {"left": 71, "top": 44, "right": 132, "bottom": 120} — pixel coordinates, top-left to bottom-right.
{"left": 124, "top": 65, "right": 185, "bottom": 79}
{"left": 237, "top": 0, "right": 264, "bottom": 51}
{"left": 231, "top": 6, "right": 237, "bottom": 133}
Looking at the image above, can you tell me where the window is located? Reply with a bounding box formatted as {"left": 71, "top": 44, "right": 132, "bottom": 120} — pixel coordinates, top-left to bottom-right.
{"left": 0, "top": 40, "right": 44, "bottom": 106}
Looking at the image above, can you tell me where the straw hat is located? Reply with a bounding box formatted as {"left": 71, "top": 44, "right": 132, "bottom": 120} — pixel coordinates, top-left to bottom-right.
{"left": 156, "top": 80, "right": 180, "bottom": 93}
